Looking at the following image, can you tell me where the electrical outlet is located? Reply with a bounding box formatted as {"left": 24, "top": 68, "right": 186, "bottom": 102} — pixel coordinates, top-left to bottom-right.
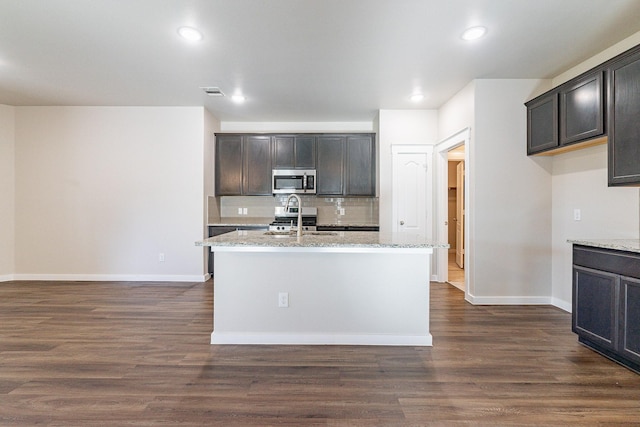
{"left": 278, "top": 292, "right": 289, "bottom": 308}
{"left": 339, "top": 208, "right": 345, "bottom": 215}
{"left": 242, "top": 207, "right": 248, "bottom": 215}
{"left": 574, "top": 209, "right": 581, "bottom": 221}
{"left": 237, "top": 207, "right": 243, "bottom": 215}
{"left": 159, "top": 253, "right": 165, "bottom": 262}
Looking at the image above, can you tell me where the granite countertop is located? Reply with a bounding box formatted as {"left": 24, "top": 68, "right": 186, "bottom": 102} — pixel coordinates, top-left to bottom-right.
{"left": 316, "top": 223, "right": 379, "bottom": 228}
{"left": 208, "top": 218, "right": 380, "bottom": 228}
{"left": 196, "top": 230, "right": 448, "bottom": 250}
{"left": 568, "top": 239, "right": 640, "bottom": 254}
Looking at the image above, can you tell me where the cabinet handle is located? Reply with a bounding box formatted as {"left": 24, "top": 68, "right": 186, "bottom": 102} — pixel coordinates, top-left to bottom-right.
{"left": 400, "top": 221, "right": 405, "bottom": 225}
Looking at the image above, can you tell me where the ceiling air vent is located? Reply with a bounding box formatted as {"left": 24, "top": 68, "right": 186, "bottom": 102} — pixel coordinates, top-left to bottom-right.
{"left": 201, "top": 87, "right": 225, "bottom": 97}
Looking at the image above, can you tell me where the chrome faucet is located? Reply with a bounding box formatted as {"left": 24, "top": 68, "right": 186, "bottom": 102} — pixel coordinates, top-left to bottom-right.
{"left": 284, "top": 194, "right": 303, "bottom": 238}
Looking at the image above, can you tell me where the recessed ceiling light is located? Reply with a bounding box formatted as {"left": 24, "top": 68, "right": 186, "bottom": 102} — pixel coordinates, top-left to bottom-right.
{"left": 461, "top": 26, "right": 487, "bottom": 41}
{"left": 231, "top": 94, "right": 246, "bottom": 103}
{"left": 410, "top": 93, "right": 425, "bottom": 102}
{"left": 177, "top": 26, "right": 203, "bottom": 42}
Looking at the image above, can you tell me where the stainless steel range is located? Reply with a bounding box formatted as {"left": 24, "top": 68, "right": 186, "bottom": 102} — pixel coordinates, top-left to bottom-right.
{"left": 268, "top": 207, "right": 317, "bottom": 232}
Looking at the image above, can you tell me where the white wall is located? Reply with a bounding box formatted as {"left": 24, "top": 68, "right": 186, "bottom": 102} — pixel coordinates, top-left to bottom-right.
{"left": 203, "top": 109, "right": 220, "bottom": 274}
{"left": 220, "top": 122, "right": 375, "bottom": 133}
{"left": 0, "top": 105, "right": 15, "bottom": 280}
{"left": 437, "top": 81, "right": 475, "bottom": 142}
{"left": 377, "top": 110, "right": 439, "bottom": 233}
{"left": 14, "top": 107, "right": 207, "bottom": 281}
{"left": 472, "top": 79, "right": 553, "bottom": 303}
{"left": 553, "top": 31, "right": 640, "bottom": 86}
{"left": 549, "top": 30, "right": 640, "bottom": 310}
{"left": 551, "top": 145, "right": 638, "bottom": 309}
{"left": 437, "top": 79, "right": 553, "bottom": 302}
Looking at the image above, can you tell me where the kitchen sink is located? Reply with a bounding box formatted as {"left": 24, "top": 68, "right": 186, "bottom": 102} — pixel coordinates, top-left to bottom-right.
{"left": 263, "top": 231, "right": 292, "bottom": 237}
{"left": 263, "top": 231, "right": 338, "bottom": 237}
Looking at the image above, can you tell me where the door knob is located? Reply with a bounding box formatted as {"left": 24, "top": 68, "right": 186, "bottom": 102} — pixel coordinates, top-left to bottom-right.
{"left": 400, "top": 221, "right": 405, "bottom": 225}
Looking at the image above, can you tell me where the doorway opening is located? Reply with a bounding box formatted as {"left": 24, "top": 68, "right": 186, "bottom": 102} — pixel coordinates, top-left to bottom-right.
{"left": 447, "top": 148, "right": 465, "bottom": 291}
{"left": 435, "top": 128, "right": 470, "bottom": 299}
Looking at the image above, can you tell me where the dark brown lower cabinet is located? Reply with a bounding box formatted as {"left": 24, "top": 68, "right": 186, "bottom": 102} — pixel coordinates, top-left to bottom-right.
{"left": 573, "top": 245, "right": 640, "bottom": 373}
{"left": 620, "top": 277, "right": 640, "bottom": 365}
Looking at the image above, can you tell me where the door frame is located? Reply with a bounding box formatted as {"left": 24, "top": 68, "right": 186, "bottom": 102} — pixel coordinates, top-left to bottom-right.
{"left": 435, "top": 128, "right": 470, "bottom": 296}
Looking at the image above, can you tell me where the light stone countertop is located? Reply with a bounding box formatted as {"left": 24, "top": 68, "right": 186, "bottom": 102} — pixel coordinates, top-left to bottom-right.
{"left": 568, "top": 239, "right": 640, "bottom": 254}
{"left": 196, "top": 230, "right": 448, "bottom": 251}
{"left": 207, "top": 218, "right": 380, "bottom": 228}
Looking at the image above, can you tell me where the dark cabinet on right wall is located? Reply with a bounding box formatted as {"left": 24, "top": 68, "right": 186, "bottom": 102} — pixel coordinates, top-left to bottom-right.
{"left": 560, "top": 71, "right": 605, "bottom": 145}
{"left": 572, "top": 245, "right": 640, "bottom": 373}
{"left": 526, "top": 43, "right": 640, "bottom": 185}
{"left": 526, "top": 92, "right": 558, "bottom": 154}
{"left": 526, "top": 70, "right": 605, "bottom": 155}
{"left": 607, "top": 47, "right": 640, "bottom": 186}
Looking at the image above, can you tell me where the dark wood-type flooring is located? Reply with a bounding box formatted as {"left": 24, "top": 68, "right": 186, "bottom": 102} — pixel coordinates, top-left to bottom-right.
{"left": 1, "top": 280, "right": 639, "bottom": 426}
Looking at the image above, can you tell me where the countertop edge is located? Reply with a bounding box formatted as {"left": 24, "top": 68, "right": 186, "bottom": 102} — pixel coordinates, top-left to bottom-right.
{"left": 197, "top": 230, "right": 448, "bottom": 250}
{"left": 568, "top": 238, "right": 640, "bottom": 254}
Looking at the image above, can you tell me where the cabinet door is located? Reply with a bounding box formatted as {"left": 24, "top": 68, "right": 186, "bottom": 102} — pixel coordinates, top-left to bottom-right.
{"left": 316, "top": 136, "right": 345, "bottom": 195}
{"left": 573, "top": 266, "right": 619, "bottom": 351}
{"left": 608, "top": 51, "right": 640, "bottom": 186}
{"left": 560, "top": 71, "right": 604, "bottom": 145}
{"left": 273, "top": 135, "right": 316, "bottom": 169}
{"left": 243, "top": 136, "right": 272, "bottom": 195}
{"left": 215, "top": 135, "right": 243, "bottom": 196}
{"left": 620, "top": 277, "right": 640, "bottom": 364}
{"left": 294, "top": 135, "right": 316, "bottom": 168}
{"left": 345, "top": 135, "right": 375, "bottom": 196}
{"left": 526, "top": 93, "right": 559, "bottom": 155}
{"left": 273, "top": 136, "right": 295, "bottom": 169}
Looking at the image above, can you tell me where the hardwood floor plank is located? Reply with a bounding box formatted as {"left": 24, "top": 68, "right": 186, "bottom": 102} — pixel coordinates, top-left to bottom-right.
{"left": 1, "top": 280, "right": 639, "bottom": 425}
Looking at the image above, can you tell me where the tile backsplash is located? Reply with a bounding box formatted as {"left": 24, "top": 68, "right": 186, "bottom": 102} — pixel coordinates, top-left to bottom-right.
{"left": 208, "top": 195, "right": 379, "bottom": 225}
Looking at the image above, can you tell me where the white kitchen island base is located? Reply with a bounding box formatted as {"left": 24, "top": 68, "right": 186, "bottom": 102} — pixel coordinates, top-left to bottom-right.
{"left": 211, "top": 245, "right": 433, "bottom": 346}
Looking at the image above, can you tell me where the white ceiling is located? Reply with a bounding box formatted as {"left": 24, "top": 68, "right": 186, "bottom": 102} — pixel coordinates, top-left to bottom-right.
{"left": 1, "top": 0, "right": 640, "bottom": 122}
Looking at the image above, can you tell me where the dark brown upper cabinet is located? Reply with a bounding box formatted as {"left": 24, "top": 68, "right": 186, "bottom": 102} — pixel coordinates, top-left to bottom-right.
{"left": 526, "top": 69, "right": 605, "bottom": 156}
{"left": 215, "top": 134, "right": 272, "bottom": 196}
{"left": 316, "top": 135, "right": 345, "bottom": 195}
{"left": 345, "top": 134, "right": 376, "bottom": 196}
{"left": 216, "top": 133, "right": 375, "bottom": 196}
{"left": 607, "top": 46, "right": 640, "bottom": 186}
{"left": 215, "top": 135, "right": 243, "bottom": 195}
{"left": 526, "top": 92, "right": 559, "bottom": 155}
{"left": 272, "top": 135, "right": 316, "bottom": 169}
{"left": 560, "top": 71, "right": 605, "bottom": 145}
{"left": 243, "top": 135, "right": 272, "bottom": 195}
{"left": 316, "top": 134, "right": 376, "bottom": 196}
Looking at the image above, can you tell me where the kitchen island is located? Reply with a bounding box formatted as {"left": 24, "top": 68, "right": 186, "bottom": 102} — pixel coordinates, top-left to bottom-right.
{"left": 196, "top": 230, "right": 448, "bottom": 346}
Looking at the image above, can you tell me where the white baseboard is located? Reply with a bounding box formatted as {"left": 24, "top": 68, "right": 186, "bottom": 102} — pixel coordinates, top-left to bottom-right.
{"left": 211, "top": 332, "right": 433, "bottom": 346}
{"left": 0, "top": 274, "right": 15, "bottom": 282}
{"left": 465, "top": 293, "right": 553, "bottom": 305}
{"left": 10, "top": 274, "right": 209, "bottom": 282}
{"left": 551, "top": 297, "right": 572, "bottom": 313}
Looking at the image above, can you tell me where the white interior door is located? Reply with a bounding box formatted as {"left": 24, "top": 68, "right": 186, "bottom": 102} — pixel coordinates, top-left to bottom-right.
{"left": 392, "top": 146, "right": 432, "bottom": 237}
{"left": 456, "top": 161, "right": 465, "bottom": 268}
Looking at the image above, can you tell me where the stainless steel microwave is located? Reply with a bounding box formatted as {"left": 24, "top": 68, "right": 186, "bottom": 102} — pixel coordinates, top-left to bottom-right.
{"left": 272, "top": 169, "right": 316, "bottom": 194}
